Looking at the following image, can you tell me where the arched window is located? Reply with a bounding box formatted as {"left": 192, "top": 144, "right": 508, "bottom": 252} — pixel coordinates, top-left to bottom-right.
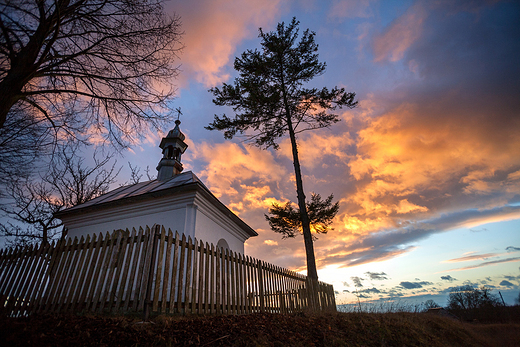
{"left": 217, "top": 238, "right": 230, "bottom": 251}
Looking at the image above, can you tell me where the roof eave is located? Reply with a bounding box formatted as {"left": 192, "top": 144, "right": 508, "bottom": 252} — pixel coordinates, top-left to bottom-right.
{"left": 54, "top": 181, "right": 258, "bottom": 238}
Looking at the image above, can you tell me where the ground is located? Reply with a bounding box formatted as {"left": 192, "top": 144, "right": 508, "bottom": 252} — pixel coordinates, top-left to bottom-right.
{"left": 1, "top": 311, "right": 520, "bottom": 346}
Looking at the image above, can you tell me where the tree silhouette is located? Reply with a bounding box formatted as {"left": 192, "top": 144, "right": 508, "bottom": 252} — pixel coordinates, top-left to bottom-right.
{"left": 0, "top": 147, "right": 119, "bottom": 246}
{"left": 447, "top": 285, "right": 500, "bottom": 311}
{"left": 0, "top": 0, "right": 183, "bottom": 151}
{"left": 207, "top": 18, "right": 356, "bottom": 280}
{"left": 265, "top": 193, "right": 339, "bottom": 240}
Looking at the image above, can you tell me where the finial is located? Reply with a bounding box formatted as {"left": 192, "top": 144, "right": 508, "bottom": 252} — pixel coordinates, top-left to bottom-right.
{"left": 175, "top": 107, "right": 182, "bottom": 125}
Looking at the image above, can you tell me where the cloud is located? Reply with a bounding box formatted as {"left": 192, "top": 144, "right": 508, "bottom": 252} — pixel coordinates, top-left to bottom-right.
{"left": 359, "top": 287, "right": 381, "bottom": 294}
{"left": 185, "top": 2, "right": 520, "bottom": 275}
{"left": 264, "top": 240, "right": 278, "bottom": 246}
{"left": 372, "top": 2, "right": 427, "bottom": 62}
{"left": 316, "top": 1, "right": 520, "bottom": 271}
{"left": 441, "top": 275, "right": 456, "bottom": 282}
{"left": 278, "top": 132, "right": 355, "bottom": 169}
{"left": 400, "top": 281, "right": 432, "bottom": 289}
{"left": 444, "top": 253, "right": 499, "bottom": 263}
{"left": 447, "top": 257, "right": 520, "bottom": 272}
{"left": 499, "top": 280, "right": 514, "bottom": 287}
{"left": 317, "top": 205, "right": 520, "bottom": 269}
{"left": 193, "top": 141, "right": 287, "bottom": 201}
{"left": 166, "top": 0, "right": 282, "bottom": 87}
{"left": 365, "top": 271, "right": 389, "bottom": 280}
{"left": 506, "top": 246, "right": 520, "bottom": 252}
{"left": 328, "top": 0, "right": 374, "bottom": 19}
{"left": 351, "top": 276, "right": 364, "bottom": 287}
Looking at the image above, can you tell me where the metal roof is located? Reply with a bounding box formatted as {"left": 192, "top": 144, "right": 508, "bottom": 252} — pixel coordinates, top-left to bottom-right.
{"left": 59, "top": 171, "right": 206, "bottom": 212}
{"left": 54, "top": 171, "right": 257, "bottom": 237}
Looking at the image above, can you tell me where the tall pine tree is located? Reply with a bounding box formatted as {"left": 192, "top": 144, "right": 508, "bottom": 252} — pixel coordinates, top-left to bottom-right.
{"left": 206, "top": 18, "right": 356, "bottom": 280}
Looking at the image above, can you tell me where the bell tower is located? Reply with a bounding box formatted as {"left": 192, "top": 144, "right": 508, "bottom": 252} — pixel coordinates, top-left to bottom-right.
{"left": 156, "top": 119, "right": 188, "bottom": 180}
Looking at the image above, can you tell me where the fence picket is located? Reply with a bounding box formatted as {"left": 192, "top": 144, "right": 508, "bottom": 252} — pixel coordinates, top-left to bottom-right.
{"left": 190, "top": 237, "right": 198, "bottom": 315}
{"left": 168, "top": 231, "right": 180, "bottom": 313}
{"left": 176, "top": 234, "right": 186, "bottom": 313}
{"left": 184, "top": 236, "right": 193, "bottom": 314}
{"left": 33, "top": 239, "right": 63, "bottom": 313}
{"left": 1, "top": 225, "right": 336, "bottom": 317}
{"left": 60, "top": 235, "right": 88, "bottom": 312}
{"left": 7, "top": 244, "right": 36, "bottom": 314}
{"left": 196, "top": 241, "right": 203, "bottom": 314}
{"left": 4, "top": 245, "right": 32, "bottom": 307}
{"left": 130, "top": 227, "right": 146, "bottom": 311}
{"left": 99, "top": 231, "right": 125, "bottom": 313}
{"left": 215, "top": 246, "right": 221, "bottom": 315}
{"left": 80, "top": 233, "right": 104, "bottom": 312}
{"left": 152, "top": 227, "right": 166, "bottom": 312}
{"left": 115, "top": 229, "right": 135, "bottom": 312}
{"left": 0, "top": 247, "right": 16, "bottom": 293}
{"left": 123, "top": 228, "right": 144, "bottom": 312}
{"left": 94, "top": 232, "right": 120, "bottom": 313}
{"left": 68, "top": 234, "right": 93, "bottom": 312}
{"left": 43, "top": 237, "right": 73, "bottom": 313}
{"left": 20, "top": 243, "right": 49, "bottom": 314}
{"left": 206, "top": 243, "right": 212, "bottom": 314}
{"left": 161, "top": 228, "right": 173, "bottom": 313}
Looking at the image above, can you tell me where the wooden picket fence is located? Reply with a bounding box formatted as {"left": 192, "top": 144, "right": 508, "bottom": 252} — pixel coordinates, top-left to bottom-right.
{"left": 0, "top": 225, "right": 336, "bottom": 317}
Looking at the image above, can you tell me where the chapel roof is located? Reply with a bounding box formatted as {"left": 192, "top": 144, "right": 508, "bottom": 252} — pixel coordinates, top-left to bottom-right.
{"left": 55, "top": 171, "right": 257, "bottom": 237}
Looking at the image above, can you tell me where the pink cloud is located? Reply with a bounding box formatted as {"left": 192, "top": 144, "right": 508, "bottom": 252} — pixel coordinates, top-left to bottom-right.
{"left": 373, "top": 2, "right": 427, "bottom": 62}
{"left": 166, "top": 0, "right": 283, "bottom": 87}
{"left": 328, "top": 0, "right": 374, "bottom": 19}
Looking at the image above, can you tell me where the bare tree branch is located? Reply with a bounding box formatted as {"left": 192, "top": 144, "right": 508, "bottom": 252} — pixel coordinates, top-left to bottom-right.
{"left": 0, "top": 146, "right": 120, "bottom": 246}
{"left": 0, "top": 0, "right": 183, "bottom": 153}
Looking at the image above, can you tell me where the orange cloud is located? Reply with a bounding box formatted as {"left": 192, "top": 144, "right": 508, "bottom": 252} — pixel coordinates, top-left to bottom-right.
{"left": 264, "top": 239, "right": 279, "bottom": 246}
{"left": 192, "top": 141, "right": 287, "bottom": 200}
{"left": 278, "top": 131, "right": 355, "bottom": 169}
{"left": 346, "top": 100, "right": 520, "bottom": 221}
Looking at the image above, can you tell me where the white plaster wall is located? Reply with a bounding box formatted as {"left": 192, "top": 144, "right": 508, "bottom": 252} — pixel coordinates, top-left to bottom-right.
{"left": 194, "top": 210, "right": 245, "bottom": 253}
{"left": 62, "top": 190, "right": 253, "bottom": 253}
{"left": 65, "top": 206, "right": 188, "bottom": 240}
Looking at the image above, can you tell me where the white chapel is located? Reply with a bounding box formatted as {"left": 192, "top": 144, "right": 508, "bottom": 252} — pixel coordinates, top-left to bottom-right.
{"left": 55, "top": 120, "right": 257, "bottom": 253}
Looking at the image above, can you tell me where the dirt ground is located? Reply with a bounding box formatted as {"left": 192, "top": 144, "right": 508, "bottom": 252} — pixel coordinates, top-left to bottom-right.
{"left": 2, "top": 311, "right": 519, "bottom": 346}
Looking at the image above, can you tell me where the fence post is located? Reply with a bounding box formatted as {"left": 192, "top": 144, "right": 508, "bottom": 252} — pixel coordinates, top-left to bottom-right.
{"left": 143, "top": 225, "right": 160, "bottom": 320}
{"left": 257, "top": 259, "right": 265, "bottom": 313}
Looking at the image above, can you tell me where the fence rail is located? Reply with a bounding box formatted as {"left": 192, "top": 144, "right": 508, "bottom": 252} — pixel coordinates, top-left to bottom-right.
{"left": 0, "top": 225, "right": 336, "bottom": 316}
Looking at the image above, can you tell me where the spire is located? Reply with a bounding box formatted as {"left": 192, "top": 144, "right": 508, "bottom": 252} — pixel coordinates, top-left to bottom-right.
{"left": 156, "top": 118, "right": 188, "bottom": 180}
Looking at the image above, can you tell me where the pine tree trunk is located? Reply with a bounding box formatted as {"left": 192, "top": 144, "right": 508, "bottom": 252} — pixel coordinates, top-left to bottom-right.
{"left": 279, "top": 57, "right": 318, "bottom": 280}
{"left": 285, "top": 115, "right": 319, "bottom": 280}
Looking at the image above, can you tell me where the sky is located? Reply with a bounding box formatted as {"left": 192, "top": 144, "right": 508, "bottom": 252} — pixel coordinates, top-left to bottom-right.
{"left": 80, "top": 0, "right": 520, "bottom": 306}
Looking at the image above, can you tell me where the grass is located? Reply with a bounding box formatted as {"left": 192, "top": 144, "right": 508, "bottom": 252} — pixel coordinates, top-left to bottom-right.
{"left": 2, "top": 308, "right": 520, "bottom": 346}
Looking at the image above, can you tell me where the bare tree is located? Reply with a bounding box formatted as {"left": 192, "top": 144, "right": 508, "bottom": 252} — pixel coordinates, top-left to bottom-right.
{"left": 0, "top": 109, "right": 55, "bottom": 193}
{"left": 0, "top": 147, "right": 119, "bottom": 246}
{"left": 0, "top": 0, "right": 183, "bottom": 151}
{"left": 447, "top": 285, "right": 501, "bottom": 311}
{"left": 126, "top": 162, "right": 153, "bottom": 185}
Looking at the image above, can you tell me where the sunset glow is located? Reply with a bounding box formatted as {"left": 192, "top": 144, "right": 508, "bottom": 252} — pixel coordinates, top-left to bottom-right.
{"left": 121, "top": 0, "right": 520, "bottom": 306}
